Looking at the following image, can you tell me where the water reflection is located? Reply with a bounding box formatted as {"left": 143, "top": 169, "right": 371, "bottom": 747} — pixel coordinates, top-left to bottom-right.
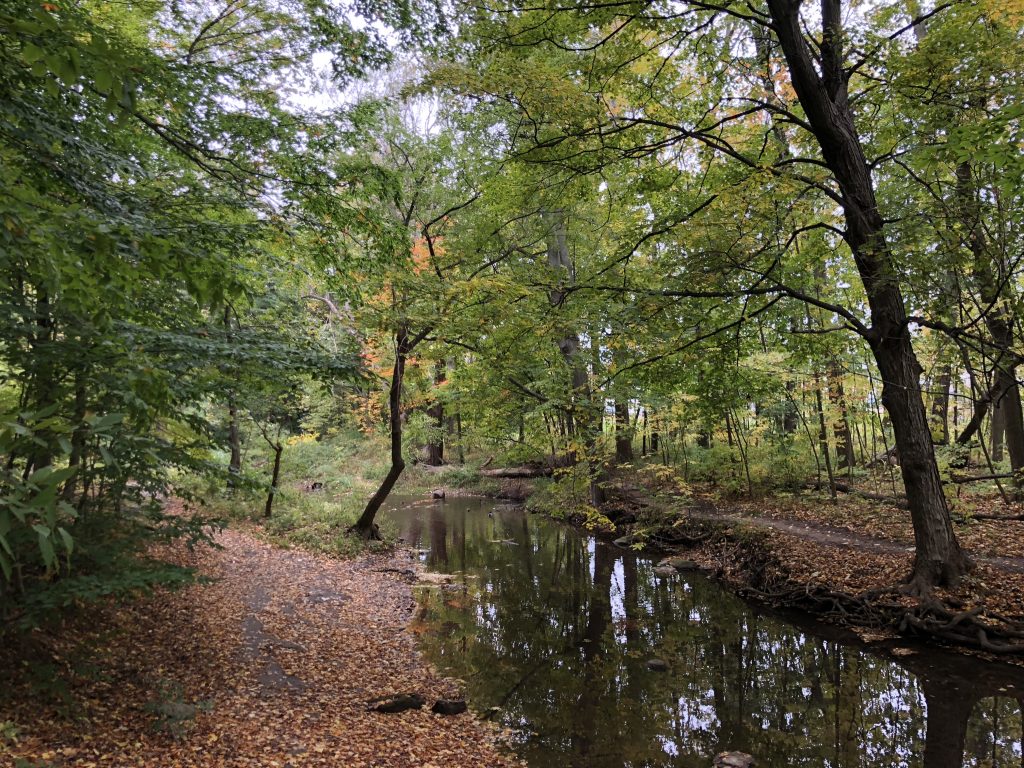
{"left": 385, "top": 497, "right": 1024, "bottom": 768}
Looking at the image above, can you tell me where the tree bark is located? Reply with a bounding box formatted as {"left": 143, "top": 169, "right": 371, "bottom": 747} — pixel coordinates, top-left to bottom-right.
{"left": 767, "top": 0, "right": 969, "bottom": 590}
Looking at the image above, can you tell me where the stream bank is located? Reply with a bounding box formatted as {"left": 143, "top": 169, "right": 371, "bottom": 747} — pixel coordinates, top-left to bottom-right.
{"left": 422, "top": 464, "right": 1024, "bottom": 658}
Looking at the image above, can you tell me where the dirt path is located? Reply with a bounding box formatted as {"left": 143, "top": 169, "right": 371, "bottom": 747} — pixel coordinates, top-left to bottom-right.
{"left": 3, "top": 525, "right": 521, "bottom": 767}
{"left": 685, "top": 508, "right": 1024, "bottom": 573}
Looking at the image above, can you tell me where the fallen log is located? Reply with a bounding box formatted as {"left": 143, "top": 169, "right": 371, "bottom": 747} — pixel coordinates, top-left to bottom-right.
{"left": 805, "top": 481, "right": 908, "bottom": 509}
{"left": 947, "top": 472, "right": 1014, "bottom": 484}
{"left": 479, "top": 465, "right": 552, "bottom": 478}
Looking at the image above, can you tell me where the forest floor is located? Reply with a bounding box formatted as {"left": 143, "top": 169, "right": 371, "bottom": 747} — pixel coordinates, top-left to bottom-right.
{"left": 0, "top": 501, "right": 521, "bottom": 768}
{"left": 601, "top": 476, "right": 1024, "bottom": 656}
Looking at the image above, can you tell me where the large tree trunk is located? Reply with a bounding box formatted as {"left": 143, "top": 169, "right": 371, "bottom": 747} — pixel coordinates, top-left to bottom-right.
{"left": 353, "top": 327, "right": 409, "bottom": 539}
{"left": 768, "top": 0, "right": 969, "bottom": 590}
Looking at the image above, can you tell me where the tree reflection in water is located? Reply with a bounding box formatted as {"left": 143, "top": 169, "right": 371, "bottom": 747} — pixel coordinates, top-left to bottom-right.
{"left": 387, "top": 497, "right": 1024, "bottom": 768}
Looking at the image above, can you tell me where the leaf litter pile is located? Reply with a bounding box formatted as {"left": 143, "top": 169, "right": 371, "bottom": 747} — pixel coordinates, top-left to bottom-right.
{"left": 1, "top": 514, "right": 522, "bottom": 767}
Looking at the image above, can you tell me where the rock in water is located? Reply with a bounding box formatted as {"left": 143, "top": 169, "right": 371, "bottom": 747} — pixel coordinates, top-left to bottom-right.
{"left": 653, "top": 565, "right": 676, "bottom": 578}
{"left": 432, "top": 489, "right": 446, "bottom": 499}
{"left": 368, "top": 693, "right": 426, "bottom": 713}
{"left": 714, "top": 752, "right": 756, "bottom": 768}
{"left": 431, "top": 699, "right": 468, "bottom": 715}
{"left": 657, "top": 556, "right": 700, "bottom": 571}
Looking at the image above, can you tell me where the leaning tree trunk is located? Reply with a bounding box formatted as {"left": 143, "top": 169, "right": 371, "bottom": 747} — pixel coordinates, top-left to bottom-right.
{"left": 352, "top": 327, "right": 409, "bottom": 539}
{"left": 264, "top": 440, "right": 282, "bottom": 518}
{"left": 767, "top": 0, "right": 969, "bottom": 591}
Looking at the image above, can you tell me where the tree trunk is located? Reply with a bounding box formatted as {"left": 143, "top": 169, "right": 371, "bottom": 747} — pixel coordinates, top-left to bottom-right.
{"left": 61, "top": 373, "right": 88, "bottom": 503}
{"left": 264, "top": 441, "right": 282, "bottom": 518}
{"left": 956, "top": 158, "right": 1024, "bottom": 496}
{"left": 782, "top": 380, "right": 799, "bottom": 434}
{"left": 426, "top": 359, "right": 445, "bottom": 466}
{"left": 545, "top": 210, "right": 605, "bottom": 506}
{"left": 990, "top": 398, "right": 1005, "bottom": 463}
{"left": 768, "top": 0, "right": 969, "bottom": 590}
{"left": 228, "top": 403, "right": 242, "bottom": 485}
{"left": 815, "top": 378, "right": 837, "bottom": 500}
{"left": 353, "top": 327, "right": 409, "bottom": 539}
{"left": 614, "top": 398, "right": 633, "bottom": 462}
{"left": 829, "top": 363, "right": 855, "bottom": 469}
{"left": 225, "top": 306, "right": 242, "bottom": 486}
{"left": 932, "top": 364, "right": 952, "bottom": 446}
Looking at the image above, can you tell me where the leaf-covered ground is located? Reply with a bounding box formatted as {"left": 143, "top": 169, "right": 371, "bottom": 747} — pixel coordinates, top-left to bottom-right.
{"left": 1, "top": 506, "right": 522, "bottom": 767}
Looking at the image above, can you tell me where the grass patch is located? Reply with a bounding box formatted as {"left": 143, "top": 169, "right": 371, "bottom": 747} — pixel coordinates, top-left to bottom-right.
{"left": 175, "top": 430, "right": 399, "bottom": 557}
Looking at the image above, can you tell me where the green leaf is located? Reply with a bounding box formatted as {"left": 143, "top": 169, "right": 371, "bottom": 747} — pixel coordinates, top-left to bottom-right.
{"left": 37, "top": 530, "right": 56, "bottom": 570}
{"left": 57, "top": 526, "right": 74, "bottom": 557}
{"left": 0, "top": 549, "right": 11, "bottom": 583}
{"left": 94, "top": 66, "right": 113, "bottom": 93}
{"left": 89, "top": 412, "right": 124, "bottom": 431}
{"left": 20, "top": 42, "right": 45, "bottom": 64}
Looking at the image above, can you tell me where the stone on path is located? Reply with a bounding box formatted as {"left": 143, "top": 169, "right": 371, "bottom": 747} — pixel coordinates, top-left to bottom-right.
{"left": 431, "top": 699, "right": 468, "bottom": 716}
{"left": 368, "top": 693, "right": 426, "bottom": 713}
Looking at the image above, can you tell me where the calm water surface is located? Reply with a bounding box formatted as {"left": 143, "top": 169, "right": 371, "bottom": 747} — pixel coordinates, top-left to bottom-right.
{"left": 384, "top": 496, "right": 1024, "bottom": 768}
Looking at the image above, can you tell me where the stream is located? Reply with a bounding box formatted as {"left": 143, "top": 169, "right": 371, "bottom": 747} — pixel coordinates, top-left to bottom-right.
{"left": 384, "top": 495, "right": 1024, "bottom": 767}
